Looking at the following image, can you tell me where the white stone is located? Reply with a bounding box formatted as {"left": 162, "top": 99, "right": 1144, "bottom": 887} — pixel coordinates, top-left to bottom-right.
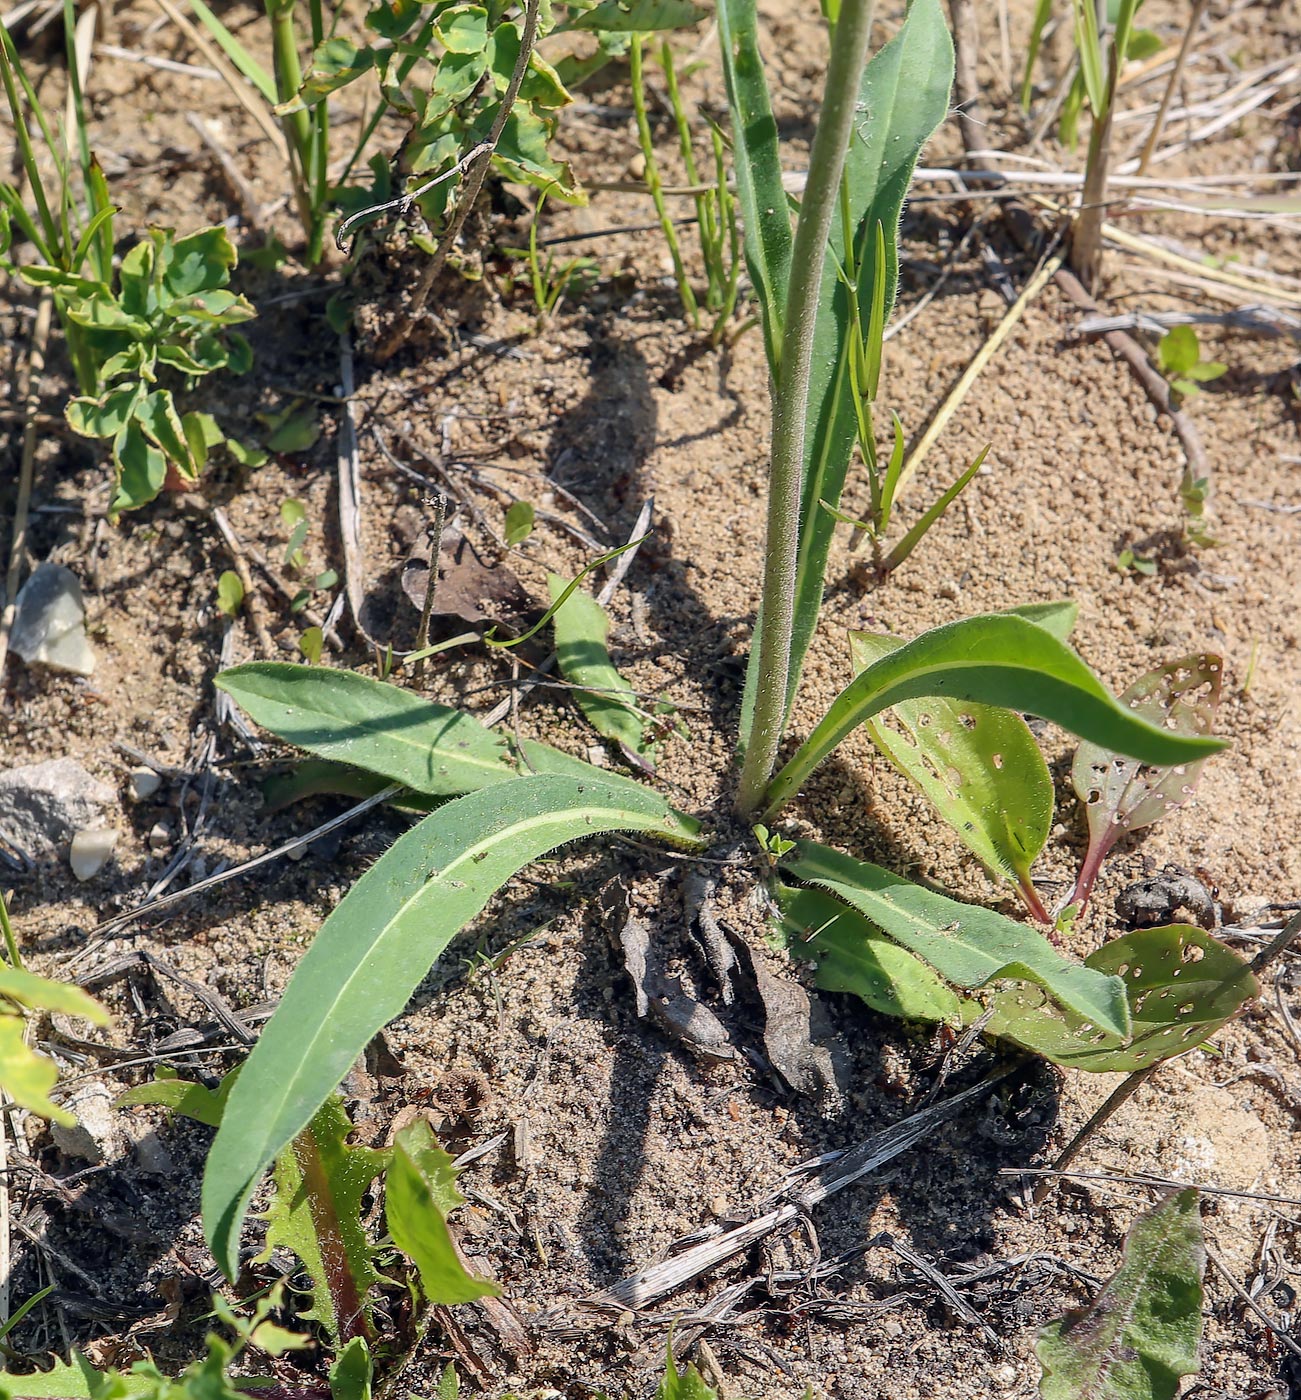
{"left": 128, "top": 767, "right": 162, "bottom": 801}
{"left": 148, "top": 822, "right": 171, "bottom": 853}
{"left": 51, "top": 1083, "right": 125, "bottom": 1164}
{"left": 9, "top": 562, "right": 96, "bottom": 676}
{"left": 70, "top": 827, "right": 117, "bottom": 880}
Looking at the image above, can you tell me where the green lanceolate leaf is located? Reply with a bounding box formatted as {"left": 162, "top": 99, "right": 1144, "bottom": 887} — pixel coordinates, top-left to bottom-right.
{"left": 116, "top": 1067, "right": 234, "bottom": 1127}
{"left": 849, "top": 631, "right": 1053, "bottom": 919}
{"left": 1036, "top": 1189, "right": 1205, "bottom": 1400}
{"left": 262, "top": 1096, "right": 388, "bottom": 1345}
{"left": 1069, "top": 654, "right": 1223, "bottom": 911}
{"left": 779, "top": 840, "right": 1130, "bottom": 1040}
{"left": 984, "top": 923, "right": 1257, "bottom": 1072}
{"left": 202, "top": 774, "right": 704, "bottom": 1278}
{"left": 548, "top": 574, "right": 660, "bottom": 772}
{"left": 715, "top": 0, "right": 792, "bottom": 370}
{"left": 776, "top": 882, "right": 962, "bottom": 1023}
{"left": 770, "top": 0, "right": 954, "bottom": 732}
{"left": 215, "top": 664, "right": 518, "bottom": 795}
{"left": 387, "top": 1119, "right": 499, "bottom": 1305}
{"left": 763, "top": 613, "right": 1226, "bottom": 820}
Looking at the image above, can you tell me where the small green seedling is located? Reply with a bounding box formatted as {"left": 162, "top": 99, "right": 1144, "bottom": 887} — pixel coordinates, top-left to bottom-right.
{"left": 504, "top": 499, "right": 536, "bottom": 546}
{"left": 1037, "top": 1189, "right": 1205, "bottom": 1400}
{"left": 502, "top": 190, "right": 598, "bottom": 327}
{"left": 1157, "top": 324, "right": 1227, "bottom": 402}
{"left": 1116, "top": 546, "right": 1157, "bottom": 576}
{"left": 280, "top": 499, "right": 339, "bottom": 610}
{"left": 57, "top": 226, "right": 256, "bottom": 515}
{"left": 216, "top": 570, "right": 244, "bottom": 619}
{"left": 1068, "top": 653, "right": 1223, "bottom": 912}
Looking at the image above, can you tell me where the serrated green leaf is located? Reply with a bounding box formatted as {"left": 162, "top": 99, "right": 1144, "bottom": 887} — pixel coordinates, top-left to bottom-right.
{"left": 1037, "top": 1190, "right": 1204, "bottom": 1400}
{"left": 849, "top": 630, "right": 1053, "bottom": 914}
{"left": 160, "top": 224, "right": 238, "bottom": 297}
{"left": 262, "top": 1096, "right": 388, "bottom": 1344}
{"left": 779, "top": 840, "right": 1131, "bottom": 1041}
{"left": 548, "top": 574, "right": 660, "bottom": 770}
{"left": 776, "top": 883, "right": 962, "bottom": 1023}
{"left": 764, "top": 614, "right": 1226, "bottom": 820}
{"left": 110, "top": 419, "right": 167, "bottom": 514}
{"left": 387, "top": 1119, "right": 499, "bottom": 1306}
{"left": 986, "top": 924, "right": 1257, "bottom": 1072}
{"left": 1070, "top": 654, "right": 1223, "bottom": 910}
{"left": 202, "top": 774, "right": 704, "bottom": 1278}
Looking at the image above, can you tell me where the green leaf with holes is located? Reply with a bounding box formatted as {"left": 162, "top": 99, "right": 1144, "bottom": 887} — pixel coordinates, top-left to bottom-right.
{"left": 981, "top": 924, "right": 1257, "bottom": 1072}
{"left": 849, "top": 631, "right": 1053, "bottom": 918}
{"left": 1070, "top": 654, "right": 1223, "bottom": 912}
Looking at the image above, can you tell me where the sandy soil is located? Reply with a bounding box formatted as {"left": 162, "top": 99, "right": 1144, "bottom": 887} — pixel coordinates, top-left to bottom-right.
{"left": 2, "top": 0, "right": 1301, "bottom": 1394}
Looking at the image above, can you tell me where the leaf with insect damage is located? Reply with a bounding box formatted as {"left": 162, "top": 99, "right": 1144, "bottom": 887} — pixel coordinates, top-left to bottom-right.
{"left": 1069, "top": 654, "right": 1223, "bottom": 911}
{"left": 849, "top": 630, "right": 1054, "bottom": 920}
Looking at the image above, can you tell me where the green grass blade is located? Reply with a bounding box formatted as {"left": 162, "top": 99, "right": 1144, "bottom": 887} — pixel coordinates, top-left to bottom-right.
{"left": 202, "top": 774, "right": 705, "bottom": 1278}
{"left": 763, "top": 613, "right": 1226, "bottom": 820}
{"left": 215, "top": 664, "right": 519, "bottom": 795}
{"left": 881, "top": 444, "right": 987, "bottom": 574}
{"left": 780, "top": 840, "right": 1130, "bottom": 1039}
{"left": 181, "top": 0, "right": 278, "bottom": 101}
{"left": 716, "top": 0, "right": 792, "bottom": 370}
{"left": 781, "top": 0, "right": 954, "bottom": 721}
{"left": 848, "top": 630, "right": 1053, "bottom": 916}
{"left": 1021, "top": 0, "right": 1056, "bottom": 108}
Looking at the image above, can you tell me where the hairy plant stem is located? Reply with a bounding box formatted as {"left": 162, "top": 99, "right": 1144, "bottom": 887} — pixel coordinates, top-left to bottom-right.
{"left": 735, "top": 0, "right": 877, "bottom": 819}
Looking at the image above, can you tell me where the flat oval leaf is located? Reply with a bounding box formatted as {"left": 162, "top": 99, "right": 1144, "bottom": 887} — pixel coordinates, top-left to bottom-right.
{"left": 387, "top": 1119, "right": 499, "bottom": 1306}
{"left": 984, "top": 924, "right": 1258, "bottom": 1072}
{"left": 549, "top": 575, "right": 662, "bottom": 772}
{"left": 779, "top": 839, "right": 1130, "bottom": 1041}
{"left": 215, "top": 664, "right": 518, "bottom": 796}
{"left": 849, "top": 631, "right": 1053, "bottom": 914}
{"left": 202, "top": 774, "right": 704, "bottom": 1278}
{"left": 777, "top": 882, "right": 962, "bottom": 1023}
{"left": 1037, "top": 1189, "right": 1204, "bottom": 1400}
{"left": 764, "top": 615, "right": 1226, "bottom": 819}
{"left": 1070, "top": 654, "right": 1223, "bottom": 910}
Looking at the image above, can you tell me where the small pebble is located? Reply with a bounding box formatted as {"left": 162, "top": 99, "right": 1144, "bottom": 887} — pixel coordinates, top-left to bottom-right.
{"left": 585, "top": 745, "right": 609, "bottom": 769}
{"left": 938, "top": 580, "right": 962, "bottom": 601}
{"left": 709, "top": 1196, "right": 728, "bottom": 1218}
{"left": 148, "top": 822, "right": 171, "bottom": 854}
{"left": 70, "top": 827, "right": 117, "bottom": 881}
{"left": 129, "top": 767, "right": 162, "bottom": 801}
{"left": 51, "top": 1083, "right": 125, "bottom": 1163}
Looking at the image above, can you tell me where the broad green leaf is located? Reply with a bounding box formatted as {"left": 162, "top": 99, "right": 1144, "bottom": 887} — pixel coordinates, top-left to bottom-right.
{"left": 504, "top": 499, "right": 534, "bottom": 545}
{"left": 202, "top": 774, "right": 704, "bottom": 1278}
{"left": 328, "top": 1337, "right": 372, "bottom": 1400}
{"left": 66, "top": 387, "right": 139, "bottom": 441}
{"left": 849, "top": 631, "right": 1053, "bottom": 915}
{"left": 779, "top": 840, "right": 1130, "bottom": 1040}
{"left": 276, "top": 37, "right": 376, "bottom": 114}
{"left": 0, "top": 1017, "right": 73, "bottom": 1124}
{"left": 262, "top": 1096, "right": 388, "bottom": 1344}
{"left": 214, "top": 664, "right": 518, "bottom": 796}
{"left": 115, "top": 1069, "right": 232, "bottom": 1127}
{"left": 433, "top": 4, "right": 488, "bottom": 53}
{"left": 1070, "top": 654, "right": 1222, "bottom": 910}
{"left": 136, "top": 390, "right": 197, "bottom": 479}
{"left": 161, "top": 224, "right": 238, "bottom": 297}
{"left": 776, "top": 883, "right": 962, "bottom": 1023}
{"left": 1006, "top": 599, "right": 1078, "bottom": 643}
{"left": 1037, "top": 1190, "right": 1204, "bottom": 1400}
{"left": 715, "top": 0, "right": 792, "bottom": 370}
{"left": 548, "top": 575, "right": 661, "bottom": 771}
{"left": 0, "top": 965, "right": 107, "bottom": 1021}
{"left": 1157, "top": 324, "right": 1198, "bottom": 376}
{"left": 764, "top": 0, "right": 955, "bottom": 736}
{"left": 984, "top": 923, "right": 1256, "bottom": 1072}
{"left": 561, "top": 0, "right": 707, "bottom": 31}
{"left": 0, "top": 1353, "right": 154, "bottom": 1397}
{"left": 387, "top": 1119, "right": 499, "bottom": 1305}
{"left": 110, "top": 419, "right": 167, "bottom": 514}
{"left": 764, "top": 613, "right": 1226, "bottom": 819}
{"left": 512, "top": 739, "right": 698, "bottom": 833}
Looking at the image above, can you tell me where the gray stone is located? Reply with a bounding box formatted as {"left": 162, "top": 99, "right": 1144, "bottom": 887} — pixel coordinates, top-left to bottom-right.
{"left": 10, "top": 563, "right": 96, "bottom": 676}
{"left": 51, "top": 1083, "right": 125, "bottom": 1164}
{"left": 0, "top": 759, "right": 116, "bottom": 858}
{"left": 128, "top": 767, "right": 162, "bottom": 801}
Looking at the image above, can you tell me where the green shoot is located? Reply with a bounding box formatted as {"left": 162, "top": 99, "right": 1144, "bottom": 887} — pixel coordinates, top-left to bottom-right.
{"left": 1157, "top": 324, "right": 1227, "bottom": 402}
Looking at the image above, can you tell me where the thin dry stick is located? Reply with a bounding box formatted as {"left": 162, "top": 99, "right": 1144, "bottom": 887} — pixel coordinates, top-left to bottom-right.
{"left": 1099, "top": 219, "right": 1301, "bottom": 307}
{"left": 373, "top": 0, "right": 542, "bottom": 362}
{"left": 185, "top": 113, "right": 263, "bottom": 228}
{"left": 209, "top": 507, "right": 277, "bottom": 656}
{"left": 1034, "top": 910, "right": 1301, "bottom": 1206}
{"left": 0, "top": 294, "right": 52, "bottom": 680}
{"left": 149, "top": 0, "right": 289, "bottom": 161}
{"left": 890, "top": 246, "right": 1063, "bottom": 506}
{"left": 1134, "top": 0, "right": 1209, "bottom": 177}
{"left": 336, "top": 330, "right": 375, "bottom": 646}
{"left": 412, "top": 492, "right": 446, "bottom": 685}
{"left": 1204, "top": 1241, "right": 1301, "bottom": 1363}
